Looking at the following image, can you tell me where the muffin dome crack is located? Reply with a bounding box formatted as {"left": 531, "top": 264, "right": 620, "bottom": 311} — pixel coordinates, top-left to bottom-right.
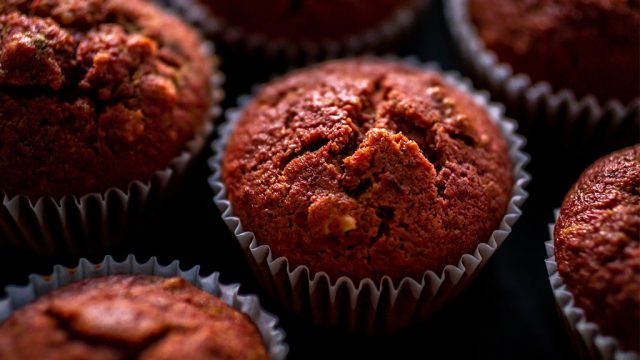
{"left": 0, "top": 275, "right": 269, "bottom": 359}
{"left": 43, "top": 303, "right": 173, "bottom": 358}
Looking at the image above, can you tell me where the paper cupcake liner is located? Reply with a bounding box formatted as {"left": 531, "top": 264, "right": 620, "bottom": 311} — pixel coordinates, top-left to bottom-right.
{"left": 0, "top": 255, "right": 288, "bottom": 360}
{"left": 207, "top": 59, "right": 531, "bottom": 334}
{"left": 166, "top": 0, "right": 429, "bottom": 64}
{"left": 546, "top": 210, "right": 640, "bottom": 360}
{"left": 0, "top": 38, "right": 224, "bottom": 256}
{"left": 444, "top": 0, "right": 640, "bottom": 140}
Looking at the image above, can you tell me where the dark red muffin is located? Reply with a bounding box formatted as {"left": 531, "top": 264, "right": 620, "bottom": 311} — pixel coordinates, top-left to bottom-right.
{"left": 223, "top": 58, "right": 513, "bottom": 282}
{"left": 0, "top": 275, "right": 268, "bottom": 359}
{"left": 469, "top": 0, "right": 640, "bottom": 103}
{"left": 554, "top": 145, "right": 640, "bottom": 352}
{"left": 199, "top": 0, "right": 420, "bottom": 41}
{"left": 0, "top": 0, "right": 212, "bottom": 199}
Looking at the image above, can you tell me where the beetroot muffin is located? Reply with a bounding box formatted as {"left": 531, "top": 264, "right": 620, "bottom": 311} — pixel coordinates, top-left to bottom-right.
{"left": 0, "top": 0, "right": 212, "bottom": 199}
{"left": 469, "top": 0, "right": 640, "bottom": 103}
{"left": 554, "top": 145, "right": 640, "bottom": 353}
{"left": 0, "top": 275, "right": 268, "bottom": 359}
{"left": 222, "top": 58, "right": 513, "bottom": 282}
{"left": 199, "top": 0, "right": 421, "bottom": 42}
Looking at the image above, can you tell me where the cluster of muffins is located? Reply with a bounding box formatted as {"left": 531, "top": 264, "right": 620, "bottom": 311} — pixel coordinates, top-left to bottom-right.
{"left": 0, "top": 0, "right": 285, "bottom": 359}
{"left": 443, "top": 3, "right": 639, "bottom": 353}
{"left": 0, "top": 0, "right": 637, "bottom": 358}
{"left": 444, "top": 1, "right": 639, "bottom": 356}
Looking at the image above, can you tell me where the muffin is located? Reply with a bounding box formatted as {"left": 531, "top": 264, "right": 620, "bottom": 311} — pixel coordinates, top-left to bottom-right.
{"left": 222, "top": 58, "right": 513, "bottom": 283}
{"left": 553, "top": 145, "right": 640, "bottom": 354}
{"left": 468, "top": 0, "right": 639, "bottom": 103}
{"left": 0, "top": 0, "right": 213, "bottom": 199}
{"left": 0, "top": 0, "right": 219, "bottom": 254}
{"left": 201, "top": 0, "right": 420, "bottom": 42}
{"left": 214, "top": 57, "right": 528, "bottom": 332}
{"left": 170, "top": 0, "right": 426, "bottom": 62}
{"left": 0, "top": 275, "right": 269, "bottom": 359}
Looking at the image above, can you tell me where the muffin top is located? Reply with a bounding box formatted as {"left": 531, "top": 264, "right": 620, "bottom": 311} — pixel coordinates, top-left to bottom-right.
{"left": 554, "top": 145, "right": 640, "bottom": 352}
{"left": 469, "top": 0, "right": 640, "bottom": 103}
{"left": 201, "top": 0, "right": 419, "bottom": 41}
{"left": 223, "top": 58, "right": 513, "bottom": 282}
{"left": 0, "top": 275, "right": 268, "bottom": 360}
{"left": 0, "top": 0, "right": 212, "bottom": 199}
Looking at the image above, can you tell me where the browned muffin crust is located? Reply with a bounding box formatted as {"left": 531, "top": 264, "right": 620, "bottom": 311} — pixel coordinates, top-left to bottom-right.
{"left": 469, "top": 0, "right": 640, "bottom": 103}
{"left": 554, "top": 145, "right": 640, "bottom": 352}
{"left": 0, "top": 275, "right": 268, "bottom": 360}
{"left": 223, "top": 58, "right": 513, "bottom": 282}
{"left": 0, "top": 0, "right": 212, "bottom": 199}
{"left": 201, "top": 0, "right": 418, "bottom": 41}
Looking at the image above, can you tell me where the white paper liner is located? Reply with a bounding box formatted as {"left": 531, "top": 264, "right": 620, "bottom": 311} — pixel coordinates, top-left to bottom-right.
{"left": 444, "top": 0, "right": 640, "bottom": 137}
{"left": 546, "top": 210, "right": 640, "bottom": 360}
{"left": 166, "top": 0, "right": 429, "bottom": 63}
{"left": 0, "top": 255, "right": 288, "bottom": 360}
{"left": 207, "top": 58, "right": 531, "bottom": 334}
{"left": 0, "top": 38, "right": 224, "bottom": 256}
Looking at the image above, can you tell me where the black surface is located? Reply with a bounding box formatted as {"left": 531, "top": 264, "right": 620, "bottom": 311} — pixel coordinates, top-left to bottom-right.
{"left": 1, "top": 1, "right": 637, "bottom": 359}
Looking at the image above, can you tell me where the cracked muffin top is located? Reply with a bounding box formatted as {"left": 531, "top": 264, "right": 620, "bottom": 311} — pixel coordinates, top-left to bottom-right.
{"left": 200, "top": 0, "right": 419, "bottom": 41}
{"left": 554, "top": 145, "right": 640, "bottom": 352}
{"left": 0, "top": 275, "right": 268, "bottom": 360}
{"left": 223, "top": 58, "right": 513, "bottom": 282}
{"left": 469, "top": 0, "right": 640, "bottom": 103}
{"left": 0, "top": 0, "right": 212, "bottom": 199}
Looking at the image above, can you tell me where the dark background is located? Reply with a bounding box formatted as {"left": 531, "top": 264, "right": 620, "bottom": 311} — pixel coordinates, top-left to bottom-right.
{"left": 1, "top": 0, "right": 637, "bottom": 359}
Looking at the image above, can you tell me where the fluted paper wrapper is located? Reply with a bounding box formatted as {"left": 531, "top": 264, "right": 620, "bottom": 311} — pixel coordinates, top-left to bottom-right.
{"left": 0, "top": 255, "right": 288, "bottom": 360}
{"left": 166, "top": 0, "right": 428, "bottom": 63}
{"left": 209, "top": 60, "right": 530, "bottom": 334}
{"left": 546, "top": 210, "right": 639, "bottom": 360}
{"left": 444, "top": 0, "right": 640, "bottom": 140}
{"left": 0, "top": 40, "right": 224, "bottom": 256}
